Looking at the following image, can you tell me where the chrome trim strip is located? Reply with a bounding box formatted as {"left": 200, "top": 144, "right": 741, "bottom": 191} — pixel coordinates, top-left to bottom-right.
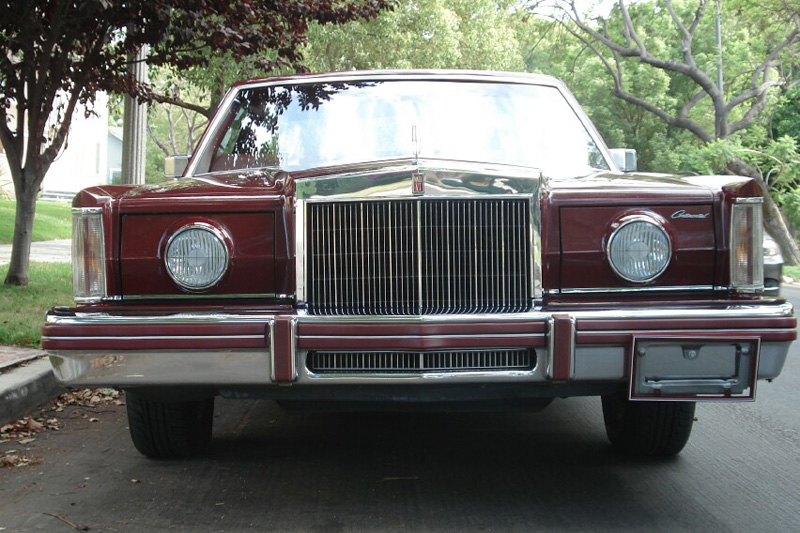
{"left": 555, "top": 285, "right": 716, "bottom": 294}
{"left": 74, "top": 297, "right": 106, "bottom": 304}
{"left": 43, "top": 335, "right": 264, "bottom": 341}
{"left": 269, "top": 320, "right": 276, "bottom": 382}
{"left": 568, "top": 317, "right": 577, "bottom": 380}
{"left": 292, "top": 303, "right": 795, "bottom": 322}
{"left": 71, "top": 207, "right": 103, "bottom": 215}
{"left": 45, "top": 301, "right": 794, "bottom": 327}
{"left": 416, "top": 199, "right": 423, "bottom": 314}
{"left": 298, "top": 334, "right": 546, "bottom": 340}
{"left": 296, "top": 199, "right": 306, "bottom": 306}
{"left": 735, "top": 197, "right": 764, "bottom": 204}
{"left": 46, "top": 313, "right": 280, "bottom": 325}
{"left": 121, "top": 293, "right": 289, "bottom": 301}
{"left": 578, "top": 328, "right": 797, "bottom": 336}
{"left": 290, "top": 317, "right": 298, "bottom": 381}
{"left": 546, "top": 317, "right": 555, "bottom": 380}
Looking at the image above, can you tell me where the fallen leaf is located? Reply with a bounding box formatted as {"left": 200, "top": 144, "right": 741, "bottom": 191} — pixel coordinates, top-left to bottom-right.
{"left": 0, "top": 454, "right": 41, "bottom": 468}
{"left": 26, "top": 419, "right": 44, "bottom": 432}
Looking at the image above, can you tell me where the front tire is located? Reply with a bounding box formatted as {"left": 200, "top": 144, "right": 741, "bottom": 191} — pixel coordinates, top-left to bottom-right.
{"left": 125, "top": 391, "right": 214, "bottom": 459}
{"left": 601, "top": 392, "right": 695, "bottom": 457}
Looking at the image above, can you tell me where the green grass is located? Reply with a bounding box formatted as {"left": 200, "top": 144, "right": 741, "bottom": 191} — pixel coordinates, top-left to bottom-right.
{"left": 784, "top": 265, "right": 800, "bottom": 280}
{"left": 0, "top": 200, "right": 72, "bottom": 244}
{"left": 0, "top": 263, "right": 72, "bottom": 347}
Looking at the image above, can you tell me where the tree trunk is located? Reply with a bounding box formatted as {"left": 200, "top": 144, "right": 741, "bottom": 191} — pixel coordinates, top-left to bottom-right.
{"left": 727, "top": 158, "right": 800, "bottom": 266}
{"left": 4, "top": 182, "right": 38, "bottom": 286}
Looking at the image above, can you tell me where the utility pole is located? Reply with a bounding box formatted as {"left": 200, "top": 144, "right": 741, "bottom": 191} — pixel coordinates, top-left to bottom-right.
{"left": 715, "top": 0, "right": 723, "bottom": 94}
{"left": 121, "top": 46, "right": 148, "bottom": 185}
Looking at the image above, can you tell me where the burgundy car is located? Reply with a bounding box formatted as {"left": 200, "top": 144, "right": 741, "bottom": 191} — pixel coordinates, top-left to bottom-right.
{"left": 43, "top": 71, "right": 796, "bottom": 459}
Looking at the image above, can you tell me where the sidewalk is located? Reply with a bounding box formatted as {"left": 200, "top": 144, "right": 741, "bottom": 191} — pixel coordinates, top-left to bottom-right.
{"left": 0, "top": 346, "right": 63, "bottom": 425}
{"left": 1, "top": 240, "right": 70, "bottom": 423}
{"left": 0, "top": 238, "right": 71, "bottom": 265}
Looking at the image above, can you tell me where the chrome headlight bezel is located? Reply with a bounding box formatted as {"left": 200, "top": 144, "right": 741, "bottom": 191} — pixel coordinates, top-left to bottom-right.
{"left": 164, "top": 223, "right": 230, "bottom": 292}
{"left": 607, "top": 215, "right": 672, "bottom": 284}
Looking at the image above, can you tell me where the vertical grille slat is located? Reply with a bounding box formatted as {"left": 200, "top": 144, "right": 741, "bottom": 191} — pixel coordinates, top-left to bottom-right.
{"left": 307, "top": 198, "right": 531, "bottom": 315}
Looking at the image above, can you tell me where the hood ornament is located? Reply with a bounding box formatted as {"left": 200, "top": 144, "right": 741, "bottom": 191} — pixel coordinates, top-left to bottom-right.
{"left": 412, "top": 125, "right": 424, "bottom": 196}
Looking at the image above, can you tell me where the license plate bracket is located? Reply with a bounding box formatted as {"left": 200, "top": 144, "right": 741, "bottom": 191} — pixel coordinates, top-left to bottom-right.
{"left": 629, "top": 336, "right": 760, "bottom": 401}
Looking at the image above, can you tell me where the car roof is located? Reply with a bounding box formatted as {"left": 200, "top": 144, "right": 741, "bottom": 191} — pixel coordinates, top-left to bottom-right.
{"left": 231, "top": 69, "right": 565, "bottom": 90}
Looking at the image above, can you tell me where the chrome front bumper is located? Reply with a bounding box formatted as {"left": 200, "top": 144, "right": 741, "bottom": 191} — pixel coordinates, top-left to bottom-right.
{"left": 43, "top": 302, "right": 796, "bottom": 399}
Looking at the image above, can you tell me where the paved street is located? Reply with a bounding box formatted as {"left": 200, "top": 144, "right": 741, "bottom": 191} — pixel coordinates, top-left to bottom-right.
{"left": 1, "top": 289, "right": 799, "bottom": 532}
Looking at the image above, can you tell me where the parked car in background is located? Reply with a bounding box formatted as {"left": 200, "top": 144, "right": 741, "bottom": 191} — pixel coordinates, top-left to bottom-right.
{"left": 763, "top": 233, "right": 784, "bottom": 296}
{"left": 43, "top": 71, "right": 796, "bottom": 460}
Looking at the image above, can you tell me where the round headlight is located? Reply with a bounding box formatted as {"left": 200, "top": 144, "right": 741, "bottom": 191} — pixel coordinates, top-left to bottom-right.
{"left": 165, "top": 225, "right": 229, "bottom": 291}
{"left": 607, "top": 218, "right": 671, "bottom": 283}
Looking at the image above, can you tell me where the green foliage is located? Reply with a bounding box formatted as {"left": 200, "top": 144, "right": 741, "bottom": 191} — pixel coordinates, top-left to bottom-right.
{"left": 774, "top": 189, "right": 800, "bottom": 235}
{"left": 0, "top": 201, "right": 72, "bottom": 245}
{"left": 784, "top": 264, "right": 800, "bottom": 280}
{"left": 146, "top": 136, "right": 168, "bottom": 185}
{"left": 682, "top": 135, "right": 800, "bottom": 230}
{"left": 772, "top": 87, "right": 800, "bottom": 144}
{"left": 305, "top": 0, "right": 524, "bottom": 72}
{"left": 515, "top": 14, "right": 686, "bottom": 173}
{"left": 0, "top": 262, "right": 71, "bottom": 347}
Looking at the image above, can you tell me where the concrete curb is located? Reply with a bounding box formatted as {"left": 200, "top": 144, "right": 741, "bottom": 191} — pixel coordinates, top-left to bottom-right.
{"left": 0, "top": 358, "right": 64, "bottom": 425}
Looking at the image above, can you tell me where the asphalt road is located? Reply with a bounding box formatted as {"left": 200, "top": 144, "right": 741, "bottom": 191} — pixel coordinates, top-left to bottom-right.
{"left": 2, "top": 291, "right": 799, "bottom": 532}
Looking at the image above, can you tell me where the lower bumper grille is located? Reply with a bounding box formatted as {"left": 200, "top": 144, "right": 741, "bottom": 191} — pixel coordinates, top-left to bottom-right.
{"left": 307, "top": 349, "right": 536, "bottom": 374}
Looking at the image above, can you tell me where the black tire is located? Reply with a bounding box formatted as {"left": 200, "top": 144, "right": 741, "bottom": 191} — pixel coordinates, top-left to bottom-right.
{"left": 601, "top": 392, "right": 695, "bottom": 457}
{"left": 125, "top": 391, "right": 214, "bottom": 459}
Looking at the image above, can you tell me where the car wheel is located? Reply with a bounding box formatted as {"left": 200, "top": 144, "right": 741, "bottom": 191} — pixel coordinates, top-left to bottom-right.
{"left": 601, "top": 392, "right": 695, "bottom": 457}
{"left": 125, "top": 391, "right": 214, "bottom": 459}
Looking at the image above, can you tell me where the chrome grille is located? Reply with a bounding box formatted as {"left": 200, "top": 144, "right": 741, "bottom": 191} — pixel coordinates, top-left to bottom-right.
{"left": 307, "top": 349, "right": 535, "bottom": 374}
{"left": 306, "top": 198, "right": 531, "bottom": 315}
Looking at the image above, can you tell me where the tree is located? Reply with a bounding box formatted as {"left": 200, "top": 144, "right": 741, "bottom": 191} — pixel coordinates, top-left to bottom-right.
{"left": 144, "top": 71, "right": 209, "bottom": 182}
{"left": 0, "top": 0, "right": 389, "bottom": 286}
{"left": 304, "top": 0, "right": 525, "bottom": 72}
{"left": 144, "top": 0, "right": 526, "bottom": 183}
{"left": 540, "top": 0, "right": 800, "bottom": 263}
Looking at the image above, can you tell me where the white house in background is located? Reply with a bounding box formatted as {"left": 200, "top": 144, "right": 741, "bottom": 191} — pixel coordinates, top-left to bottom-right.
{"left": 40, "top": 92, "right": 110, "bottom": 198}
{"left": 0, "top": 145, "right": 11, "bottom": 199}
{"left": 0, "top": 93, "right": 112, "bottom": 201}
{"left": 107, "top": 126, "right": 123, "bottom": 184}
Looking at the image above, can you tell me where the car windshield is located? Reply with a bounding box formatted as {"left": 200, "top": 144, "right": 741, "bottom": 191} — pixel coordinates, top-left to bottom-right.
{"left": 195, "top": 79, "right": 610, "bottom": 179}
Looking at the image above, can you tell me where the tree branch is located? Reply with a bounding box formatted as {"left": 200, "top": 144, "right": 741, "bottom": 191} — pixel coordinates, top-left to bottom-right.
{"left": 149, "top": 91, "right": 214, "bottom": 118}
{"left": 146, "top": 119, "right": 172, "bottom": 157}
{"left": 611, "top": 87, "right": 713, "bottom": 142}
{"left": 165, "top": 106, "right": 178, "bottom": 156}
{"left": 565, "top": 0, "right": 719, "bottom": 99}
{"left": 726, "top": 28, "right": 799, "bottom": 112}
{"left": 679, "top": 90, "right": 707, "bottom": 119}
